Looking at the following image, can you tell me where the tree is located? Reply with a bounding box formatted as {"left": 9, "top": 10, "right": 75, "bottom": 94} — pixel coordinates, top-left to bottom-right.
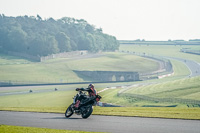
{"left": 86, "top": 33, "right": 96, "bottom": 52}
{"left": 56, "top": 32, "right": 71, "bottom": 52}
{"left": 0, "top": 15, "right": 120, "bottom": 57}
{"left": 46, "top": 35, "right": 59, "bottom": 55}
{"left": 37, "top": 14, "right": 42, "bottom": 20}
{"left": 70, "top": 40, "right": 77, "bottom": 51}
{"left": 8, "top": 25, "right": 28, "bottom": 52}
{"left": 85, "top": 24, "right": 95, "bottom": 33}
{"left": 29, "top": 35, "right": 44, "bottom": 56}
{"left": 95, "top": 34, "right": 104, "bottom": 51}
{"left": 29, "top": 34, "right": 59, "bottom": 56}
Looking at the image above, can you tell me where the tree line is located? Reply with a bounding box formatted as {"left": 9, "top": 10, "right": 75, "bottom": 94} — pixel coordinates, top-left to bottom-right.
{"left": 0, "top": 14, "right": 120, "bottom": 56}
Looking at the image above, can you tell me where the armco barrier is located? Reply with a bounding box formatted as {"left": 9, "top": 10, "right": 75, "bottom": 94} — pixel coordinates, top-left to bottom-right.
{"left": 158, "top": 72, "right": 174, "bottom": 79}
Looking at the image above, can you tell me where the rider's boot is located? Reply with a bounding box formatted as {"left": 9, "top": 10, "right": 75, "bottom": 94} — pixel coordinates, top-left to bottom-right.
{"left": 74, "top": 100, "right": 80, "bottom": 109}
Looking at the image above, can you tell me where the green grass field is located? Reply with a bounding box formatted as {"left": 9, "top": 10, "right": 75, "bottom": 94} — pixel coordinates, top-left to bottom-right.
{"left": 99, "top": 76, "right": 200, "bottom": 107}
{"left": 96, "top": 45, "right": 200, "bottom": 108}
{"left": 0, "top": 52, "right": 158, "bottom": 84}
{"left": 1, "top": 45, "right": 200, "bottom": 120}
{"left": 93, "top": 107, "right": 200, "bottom": 120}
{"left": 107, "top": 44, "right": 200, "bottom": 107}
{"left": 0, "top": 76, "right": 200, "bottom": 119}
{"left": 120, "top": 44, "right": 200, "bottom": 62}
{"left": 0, "top": 125, "right": 103, "bottom": 133}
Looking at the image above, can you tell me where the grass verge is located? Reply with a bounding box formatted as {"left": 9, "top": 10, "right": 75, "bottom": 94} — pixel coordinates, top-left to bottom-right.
{"left": 0, "top": 125, "right": 103, "bottom": 133}
{"left": 93, "top": 107, "right": 200, "bottom": 120}
{"left": 0, "top": 106, "right": 200, "bottom": 120}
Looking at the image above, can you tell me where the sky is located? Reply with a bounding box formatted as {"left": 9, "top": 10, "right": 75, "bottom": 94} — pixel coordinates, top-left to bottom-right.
{"left": 0, "top": 0, "right": 200, "bottom": 41}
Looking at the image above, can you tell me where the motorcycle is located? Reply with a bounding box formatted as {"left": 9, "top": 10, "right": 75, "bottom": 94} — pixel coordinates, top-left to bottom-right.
{"left": 65, "top": 89, "right": 102, "bottom": 119}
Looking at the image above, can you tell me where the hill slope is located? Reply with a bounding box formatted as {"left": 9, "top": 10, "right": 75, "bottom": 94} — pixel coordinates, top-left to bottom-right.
{"left": 0, "top": 52, "right": 159, "bottom": 84}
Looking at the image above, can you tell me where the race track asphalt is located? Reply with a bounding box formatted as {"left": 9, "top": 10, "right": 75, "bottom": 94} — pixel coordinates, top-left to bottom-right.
{"left": 0, "top": 111, "right": 200, "bottom": 133}
{"left": 164, "top": 56, "right": 200, "bottom": 77}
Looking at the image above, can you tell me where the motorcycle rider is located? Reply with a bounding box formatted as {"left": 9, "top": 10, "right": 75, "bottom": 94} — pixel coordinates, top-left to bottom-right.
{"left": 74, "top": 84, "right": 97, "bottom": 109}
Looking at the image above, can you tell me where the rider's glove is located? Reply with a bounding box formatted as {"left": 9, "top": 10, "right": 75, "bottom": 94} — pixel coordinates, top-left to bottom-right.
{"left": 76, "top": 88, "right": 84, "bottom": 91}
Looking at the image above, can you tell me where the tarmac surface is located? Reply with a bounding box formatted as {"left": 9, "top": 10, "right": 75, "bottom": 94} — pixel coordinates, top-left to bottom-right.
{"left": 1, "top": 111, "right": 200, "bottom": 133}
{"left": 164, "top": 56, "right": 200, "bottom": 77}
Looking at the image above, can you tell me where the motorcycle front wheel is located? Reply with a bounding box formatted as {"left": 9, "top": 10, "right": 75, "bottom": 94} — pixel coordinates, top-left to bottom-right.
{"left": 81, "top": 105, "right": 93, "bottom": 119}
{"left": 65, "top": 104, "right": 74, "bottom": 118}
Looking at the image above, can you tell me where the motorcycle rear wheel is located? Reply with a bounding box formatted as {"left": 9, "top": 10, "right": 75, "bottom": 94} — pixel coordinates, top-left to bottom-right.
{"left": 81, "top": 106, "right": 93, "bottom": 119}
{"left": 65, "top": 104, "right": 74, "bottom": 118}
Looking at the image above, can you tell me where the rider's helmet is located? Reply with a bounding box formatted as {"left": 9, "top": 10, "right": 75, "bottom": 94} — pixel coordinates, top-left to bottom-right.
{"left": 88, "top": 84, "right": 97, "bottom": 95}
{"left": 88, "top": 84, "right": 94, "bottom": 89}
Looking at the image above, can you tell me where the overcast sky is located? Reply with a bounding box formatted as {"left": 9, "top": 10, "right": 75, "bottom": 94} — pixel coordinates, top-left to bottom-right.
{"left": 0, "top": 0, "right": 200, "bottom": 41}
